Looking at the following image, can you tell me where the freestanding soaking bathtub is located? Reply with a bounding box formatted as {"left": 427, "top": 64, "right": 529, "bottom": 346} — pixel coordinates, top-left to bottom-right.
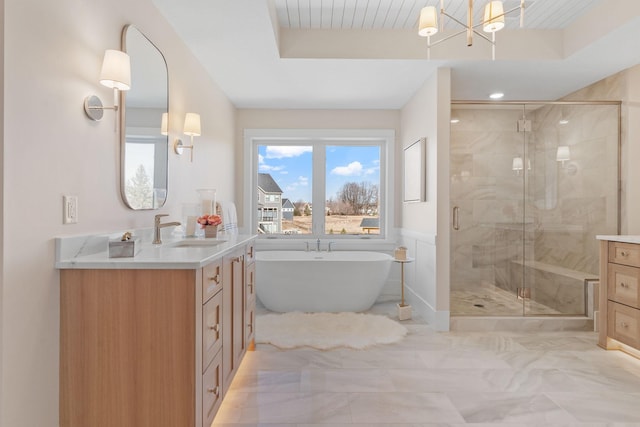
{"left": 256, "top": 250, "right": 393, "bottom": 312}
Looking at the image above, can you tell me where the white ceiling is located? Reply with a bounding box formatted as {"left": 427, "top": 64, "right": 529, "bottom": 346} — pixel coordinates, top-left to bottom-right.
{"left": 273, "top": 0, "right": 599, "bottom": 30}
{"left": 152, "top": 0, "right": 640, "bottom": 109}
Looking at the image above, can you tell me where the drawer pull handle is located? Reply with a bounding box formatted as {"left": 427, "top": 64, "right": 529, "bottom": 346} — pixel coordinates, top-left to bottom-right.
{"left": 620, "top": 251, "right": 628, "bottom": 257}
{"left": 208, "top": 273, "right": 220, "bottom": 284}
{"left": 207, "top": 386, "right": 220, "bottom": 396}
{"left": 248, "top": 246, "right": 254, "bottom": 257}
{"left": 621, "top": 322, "right": 629, "bottom": 328}
{"left": 208, "top": 324, "right": 220, "bottom": 332}
{"left": 232, "top": 256, "right": 242, "bottom": 264}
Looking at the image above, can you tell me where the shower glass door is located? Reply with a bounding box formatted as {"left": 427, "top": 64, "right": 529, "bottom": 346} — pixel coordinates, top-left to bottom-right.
{"left": 450, "top": 102, "right": 620, "bottom": 317}
{"left": 450, "top": 104, "right": 528, "bottom": 316}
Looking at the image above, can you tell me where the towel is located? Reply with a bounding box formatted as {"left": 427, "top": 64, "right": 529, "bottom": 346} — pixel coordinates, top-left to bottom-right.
{"left": 216, "top": 201, "right": 238, "bottom": 234}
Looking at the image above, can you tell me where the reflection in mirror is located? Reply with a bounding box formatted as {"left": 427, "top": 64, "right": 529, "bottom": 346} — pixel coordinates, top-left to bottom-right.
{"left": 121, "top": 25, "right": 169, "bottom": 210}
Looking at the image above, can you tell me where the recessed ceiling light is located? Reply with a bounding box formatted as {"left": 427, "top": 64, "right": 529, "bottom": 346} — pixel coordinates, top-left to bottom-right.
{"left": 450, "top": 118, "right": 460, "bottom": 124}
{"left": 489, "top": 92, "right": 504, "bottom": 99}
{"left": 559, "top": 119, "right": 569, "bottom": 125}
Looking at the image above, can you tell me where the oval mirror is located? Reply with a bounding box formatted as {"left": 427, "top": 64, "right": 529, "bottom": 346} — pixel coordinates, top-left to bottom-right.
{"left": 120, "top": 25, "right": 169, "bottom": 209}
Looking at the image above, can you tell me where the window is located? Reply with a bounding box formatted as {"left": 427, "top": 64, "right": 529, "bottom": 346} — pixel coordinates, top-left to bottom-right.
{"left": 245, "top": 130, "right": 394, "bottom": 239}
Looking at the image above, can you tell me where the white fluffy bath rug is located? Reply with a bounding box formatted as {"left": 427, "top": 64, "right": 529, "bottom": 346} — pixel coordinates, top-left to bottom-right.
{"left": 255, "top": 311, "right": 408, "bottom": 350}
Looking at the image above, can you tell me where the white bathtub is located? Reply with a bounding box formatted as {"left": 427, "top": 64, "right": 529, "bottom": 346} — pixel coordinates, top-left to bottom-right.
{"left": 255, "top": 250, "right": 393, "bottom": 313}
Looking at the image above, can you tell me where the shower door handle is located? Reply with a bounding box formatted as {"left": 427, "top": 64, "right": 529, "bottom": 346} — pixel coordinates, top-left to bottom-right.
{"left": 453, "top": 206, "right": 460, "bottom": 231}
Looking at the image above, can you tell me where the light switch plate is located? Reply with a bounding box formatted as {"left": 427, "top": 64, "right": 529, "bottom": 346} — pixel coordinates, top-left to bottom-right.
{"left": 63, "top": 195, "right": 78, "bottom": 224}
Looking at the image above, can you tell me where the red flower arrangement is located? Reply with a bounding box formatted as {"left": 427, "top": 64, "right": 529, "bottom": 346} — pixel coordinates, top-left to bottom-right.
{"left": 197, "top": 214, "right": 222, "bottom": 229}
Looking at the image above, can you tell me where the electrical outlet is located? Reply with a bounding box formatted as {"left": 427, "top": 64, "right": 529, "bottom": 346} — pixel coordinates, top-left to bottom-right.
{"left": 63, "top": 195, "right": 78, "bottom": 224}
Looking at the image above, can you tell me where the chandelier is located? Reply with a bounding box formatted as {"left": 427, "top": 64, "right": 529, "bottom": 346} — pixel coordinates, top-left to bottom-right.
{"left": 418, "top": 0, "right": 526, "bottom": 60}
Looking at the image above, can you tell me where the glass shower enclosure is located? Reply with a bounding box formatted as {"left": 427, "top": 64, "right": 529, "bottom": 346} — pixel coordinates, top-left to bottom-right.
{"left": 450, "top": 102, "right": 620, "bottom": 316}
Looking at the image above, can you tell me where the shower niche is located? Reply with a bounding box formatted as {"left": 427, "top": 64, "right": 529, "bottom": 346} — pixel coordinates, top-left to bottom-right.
{"left": 450, "top": 102, "right": 620, "bottom": 317}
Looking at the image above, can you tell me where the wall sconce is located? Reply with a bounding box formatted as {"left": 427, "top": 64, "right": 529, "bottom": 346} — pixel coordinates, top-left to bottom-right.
{"left": 83, "top": 50, "right": 131, "bottom": 124}
{"left": 512, "top": 156, "right": 524, "bottom": 174}
{"left": 174, "top": 112, "right": 201, "bottom": 162}
{"left": 556, "top": 146, "right": 571, "bottom": 165}
{"left": 512, "top": 156, "right": 531, "bottom": 175}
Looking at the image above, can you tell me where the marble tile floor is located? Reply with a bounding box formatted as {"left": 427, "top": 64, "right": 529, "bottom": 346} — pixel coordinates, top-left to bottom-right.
{"left": 212, "top": 303, "right": 640, "bottom": 426}
{"left": 451, "top": 285, "right": 564, "bottom": 316}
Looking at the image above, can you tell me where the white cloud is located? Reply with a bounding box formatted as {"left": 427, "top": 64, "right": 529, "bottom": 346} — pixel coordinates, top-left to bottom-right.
{"left": 285, "top": 176, "right": 309, "bottom": 191}
{"left": 259, "top": 152, "right": 286, "bottom": 172}
{"left": 259, "top": 164, "right": 285, "bottom": 172}
{"left": 364, "top": 167, "right": 378, "bottom": 175}
{"left": 265, "top": 146, "right": 312, "bottom": 159}
{"left": 331, "top": 161, "right": 363, "bottom": 176}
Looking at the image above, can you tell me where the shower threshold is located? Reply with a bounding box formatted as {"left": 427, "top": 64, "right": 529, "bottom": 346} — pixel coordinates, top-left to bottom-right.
{"left": 450, "top": 285, "right": 593, "bottom": 331}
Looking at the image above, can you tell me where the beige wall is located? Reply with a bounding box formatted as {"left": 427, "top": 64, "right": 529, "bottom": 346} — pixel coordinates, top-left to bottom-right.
{"left": 1, "top": 0, "right": 236, "bottom": 425}
{"left": 398, "top": 68, "right": 451, "bottom": 329}
{"left": 235, "top": 109, "right": 401, "bottom": 228}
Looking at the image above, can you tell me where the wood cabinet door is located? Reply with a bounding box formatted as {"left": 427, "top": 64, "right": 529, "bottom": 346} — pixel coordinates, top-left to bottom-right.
{"left": 222, "top": 248, "right": 245, "bottom": 392}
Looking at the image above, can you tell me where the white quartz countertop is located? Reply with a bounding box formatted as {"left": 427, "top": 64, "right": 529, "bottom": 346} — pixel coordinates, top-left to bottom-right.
{"left": 596, "top": 235, "right": 640, "bottom": 244}
{"left": 55, "top": 234, "right": 256, "bottom": 270}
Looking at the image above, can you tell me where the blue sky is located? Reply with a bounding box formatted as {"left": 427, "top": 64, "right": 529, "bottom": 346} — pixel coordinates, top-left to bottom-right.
{"left": 258, "top": 145, "right": 380, "bottom": 203}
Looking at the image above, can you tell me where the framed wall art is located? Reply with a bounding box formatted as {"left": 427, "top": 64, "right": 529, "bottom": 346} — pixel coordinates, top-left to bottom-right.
{"left": 403, "top": 137, "right": 426, "bottom": 202}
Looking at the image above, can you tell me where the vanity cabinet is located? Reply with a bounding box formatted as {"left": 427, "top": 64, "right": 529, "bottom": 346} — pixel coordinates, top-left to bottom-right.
{"left": 598, "top": 239, "right": 640, "bottom": 358}
{"left": 59, "top": 240, "right": 255, "bottom": 427}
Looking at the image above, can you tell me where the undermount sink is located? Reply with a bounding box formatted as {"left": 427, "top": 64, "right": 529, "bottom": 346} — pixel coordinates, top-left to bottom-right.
{"left": 168, "top": 239, "right": 228, "bottom": 248}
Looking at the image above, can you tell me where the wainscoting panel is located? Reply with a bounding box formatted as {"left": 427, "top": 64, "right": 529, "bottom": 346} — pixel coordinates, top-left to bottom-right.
{"left": 398, "top": 229, "right": 449, "bottom": 330}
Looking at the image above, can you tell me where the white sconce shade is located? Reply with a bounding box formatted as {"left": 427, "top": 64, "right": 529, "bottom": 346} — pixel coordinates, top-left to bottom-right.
{"left": 175, "top": 112, "right": 201, "bottom": 162}
{"left": 183, "top": 113, "right": 201, "bottom": 136}
{"left": 418, "top": 6, "right": 439, "bottom": 37}
{"left": 556, "top": 146, "right": 571, "bottom": 163}
{"left": 512, "top": 157, "right": 523, "bottom": 171}
{"left": 99, "top": 49, "right": 131, "bottom": 91}
{"left": 161, "top": 112, "right": 168, "bottom": 136}
{"left": 84, "top": 49, "right": 131, "bottom": 123}
{"left": 483, "top": 1, "right": 505, "bottom": 33}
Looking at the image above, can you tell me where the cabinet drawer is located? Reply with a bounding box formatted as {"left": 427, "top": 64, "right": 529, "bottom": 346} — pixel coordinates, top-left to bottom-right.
{"left": 203, "top": 291, "right": 223, "bottom": 372}
{"left": 202, "top": 350, "right": 223, "bottom": 427}
{"left": 202, "top": 258, "right": 223, "bottom": 303}
{"left": 608, "top": 301, "right": 640, "bottom": 349}
{"left": 607, "top": 263, "right": 640, "bottom": 309}
{"left": 609, "top": 241, "right": 640, "bottom": 267}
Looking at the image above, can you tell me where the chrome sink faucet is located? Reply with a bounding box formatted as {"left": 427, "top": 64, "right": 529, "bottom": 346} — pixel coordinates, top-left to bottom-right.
{"left": 153, "top": 214, "right": 181, "bottom": 245}
{"left": 316, "top": 238, "right": 321, "bottom": 252}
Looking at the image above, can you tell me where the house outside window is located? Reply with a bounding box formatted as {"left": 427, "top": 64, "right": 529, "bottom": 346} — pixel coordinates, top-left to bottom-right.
{"left": 257, "top": 173, "right": 284, "bottom": 234}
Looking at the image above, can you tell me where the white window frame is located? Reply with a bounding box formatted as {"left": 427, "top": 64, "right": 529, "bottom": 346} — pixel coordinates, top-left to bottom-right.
{"left": 244, "top": 129, "right": 395, "bottom": 241}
